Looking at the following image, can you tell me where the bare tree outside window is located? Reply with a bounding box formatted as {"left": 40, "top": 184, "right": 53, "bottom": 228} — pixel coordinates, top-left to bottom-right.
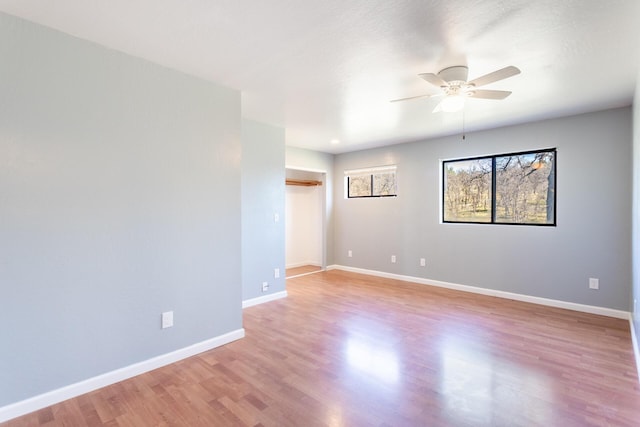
{"left": 444, "top": 159, "right": 492, "bottom": 222}
{"left": 443, "top": 149, "right": 556, "bottom": 225}
{"left": 346, "top": 166, "right": 397, "bottom": 198}
{"left": 373, "top": 172, "right": 397, "bottom": 196}
{"left": 348, "top": 175, "right": 372, "bottom": 197}
{"left": 495, "top": 151, "right": 555, "bottom": 224}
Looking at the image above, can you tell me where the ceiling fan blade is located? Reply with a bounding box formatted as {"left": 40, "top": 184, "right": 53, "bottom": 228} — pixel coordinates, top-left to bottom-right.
{"left": 467, "top": 66, "right": 521, "bottom": 88}
{"left": 418, "top": 72, "right": 449, "bottom": 88}
{"left": 390, "top": 93, "right": 434, "bottom": 103}
{"left": 468, "top": 89, "right": 512, "bottom": 100}
{"left": 432, "top": 100, "right": 444, "bottom": 113}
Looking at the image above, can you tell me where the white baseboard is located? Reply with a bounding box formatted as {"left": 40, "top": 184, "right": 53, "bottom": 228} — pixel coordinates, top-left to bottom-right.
{"left": 285, "top": 262, "right": 322, "bottom": 269}
{"left": 0, "top": 329, "right": 245, "bottom": 423}
{"left": 328, "top": 265, "right": 630, "bottom": 319}
{"left": 630, "top": 315, "right": 640, "bottom": 382}
{"left": 242, "top": 290, "right": 288, "bottom": 308}
{"left": 287, "top": 269, "right": 324, "bottom": 279}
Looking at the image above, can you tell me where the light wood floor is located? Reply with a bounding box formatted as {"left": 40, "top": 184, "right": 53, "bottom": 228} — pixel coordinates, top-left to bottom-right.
{"left": 4, "top": 270, "right": 640, "bottom": 426}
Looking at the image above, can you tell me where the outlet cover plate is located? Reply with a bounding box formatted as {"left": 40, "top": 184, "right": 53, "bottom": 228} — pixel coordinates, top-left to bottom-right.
{"left": 162, "top": 311, "right": 174, "bottom": 329}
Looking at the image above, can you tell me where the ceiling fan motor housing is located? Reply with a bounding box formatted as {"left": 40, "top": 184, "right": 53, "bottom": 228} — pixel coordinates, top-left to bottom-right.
{"left": 438, "top": 66, "right": 469, "bottom": 85}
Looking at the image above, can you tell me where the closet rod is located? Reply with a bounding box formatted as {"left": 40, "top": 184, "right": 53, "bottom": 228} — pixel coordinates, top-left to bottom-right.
{"left": 285, "top": 179, "right": 322, "bottom": 187}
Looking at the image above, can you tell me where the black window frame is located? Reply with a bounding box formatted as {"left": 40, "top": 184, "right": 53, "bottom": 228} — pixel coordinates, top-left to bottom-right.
{"left": 442, "top": 148, "right": 556, "bottom": 226}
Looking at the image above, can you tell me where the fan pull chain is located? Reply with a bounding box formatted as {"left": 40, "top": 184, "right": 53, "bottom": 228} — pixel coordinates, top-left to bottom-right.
{"left": 462, "top": 109, "right": 466, "bottom": 141}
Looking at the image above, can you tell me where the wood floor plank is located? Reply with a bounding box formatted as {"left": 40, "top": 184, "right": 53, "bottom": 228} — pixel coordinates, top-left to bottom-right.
{"left": 3, "top": 270, "right": 640, "bottom": 426}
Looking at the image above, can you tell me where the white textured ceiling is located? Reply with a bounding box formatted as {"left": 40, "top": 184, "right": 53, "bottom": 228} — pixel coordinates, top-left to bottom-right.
{"left": 1, "top": 0, "right": 639, "bottom": 153}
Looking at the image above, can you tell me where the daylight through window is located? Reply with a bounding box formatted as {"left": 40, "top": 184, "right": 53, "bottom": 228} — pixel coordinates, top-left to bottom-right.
{"left": 345, "top": 165, "right": 397, "bottom": 198}
{"left": 443, "top": 149, "right": 556, "bottom": 225}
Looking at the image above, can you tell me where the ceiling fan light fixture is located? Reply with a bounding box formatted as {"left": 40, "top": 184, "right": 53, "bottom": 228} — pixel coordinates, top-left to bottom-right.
{"left": 440, "top": 95, "right": 466, "bottom": 112}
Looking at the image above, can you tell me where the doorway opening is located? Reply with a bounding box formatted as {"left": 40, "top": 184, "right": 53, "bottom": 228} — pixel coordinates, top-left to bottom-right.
{"left": 285, "top": 168, "right": 325, "bottom": 279}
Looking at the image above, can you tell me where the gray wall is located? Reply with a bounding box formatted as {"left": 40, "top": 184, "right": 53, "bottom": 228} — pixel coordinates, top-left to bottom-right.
{"left": 0, "top": 13, "right": 242, "bottom": 406}
{"left": 633, "top": 73, "right": 640, "bottom": 346}
{"left": 286, "top": 146, "right": 335, "bottom": 266}
{"left": 242, "top": 119, "right": 285, "bottom": 300}
{"left": 334, "top": 108, "right": 632, "bottom": 310}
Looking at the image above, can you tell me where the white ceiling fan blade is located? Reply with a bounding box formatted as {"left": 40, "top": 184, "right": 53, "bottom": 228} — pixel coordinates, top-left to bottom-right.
{"left": 390, "top": 93, "right": 434, "bottom": 103}
{"left": 468, "top": 89, "right": 512, "bottom": 100}
{"left": 467, "top": 66, "right": 521, "bottom": 88}
{"left": 418, "top": 72, "right": 449, "bottom": 88}
{"left": 432, "top": 100, "right": 444, "bottom": 113}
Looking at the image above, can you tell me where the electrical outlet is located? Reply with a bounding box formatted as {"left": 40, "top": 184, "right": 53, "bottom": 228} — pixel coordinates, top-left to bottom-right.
{"left": 161, "top": 311, "right": 174, "bottom": 329}
{"left": 420, "top": 258, "right": 426, "bottom": 267}
{"left": 274, "top": 213, "right": 280, "bottom": 223}
{"left": 589, "top": 278, "right": 599, "bottom": 290}
{"left": 274, "top": 268, "right": 280, "bottom": 279}
{"left": 348, "top": 250, "right": 353, "bottom": 258}
{"left": 391, "top": 255, "right": 396, "bottom": 263}
{"left": 262, "top": 282, "right": 269, "bottom": 292}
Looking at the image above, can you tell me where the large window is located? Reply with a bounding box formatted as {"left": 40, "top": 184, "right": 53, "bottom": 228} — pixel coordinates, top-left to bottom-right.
{"left": 443, "top": 149, "right": 556, "bottom": 225}
{"left": 345, "top": 165, "right": 397, "bottom": 198}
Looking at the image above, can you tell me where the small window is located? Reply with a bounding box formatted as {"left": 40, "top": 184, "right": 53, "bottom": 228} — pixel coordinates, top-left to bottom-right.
{"left": 345, "top": 165, "right": 397, "bottom": 198}
{"left": 443, "top": 149, "right": 556, "bottom": 225}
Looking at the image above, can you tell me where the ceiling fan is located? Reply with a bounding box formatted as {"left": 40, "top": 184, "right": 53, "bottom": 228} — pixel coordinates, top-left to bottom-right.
{"left": 391, "top": 65, "right": 521, "bottom": 112}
